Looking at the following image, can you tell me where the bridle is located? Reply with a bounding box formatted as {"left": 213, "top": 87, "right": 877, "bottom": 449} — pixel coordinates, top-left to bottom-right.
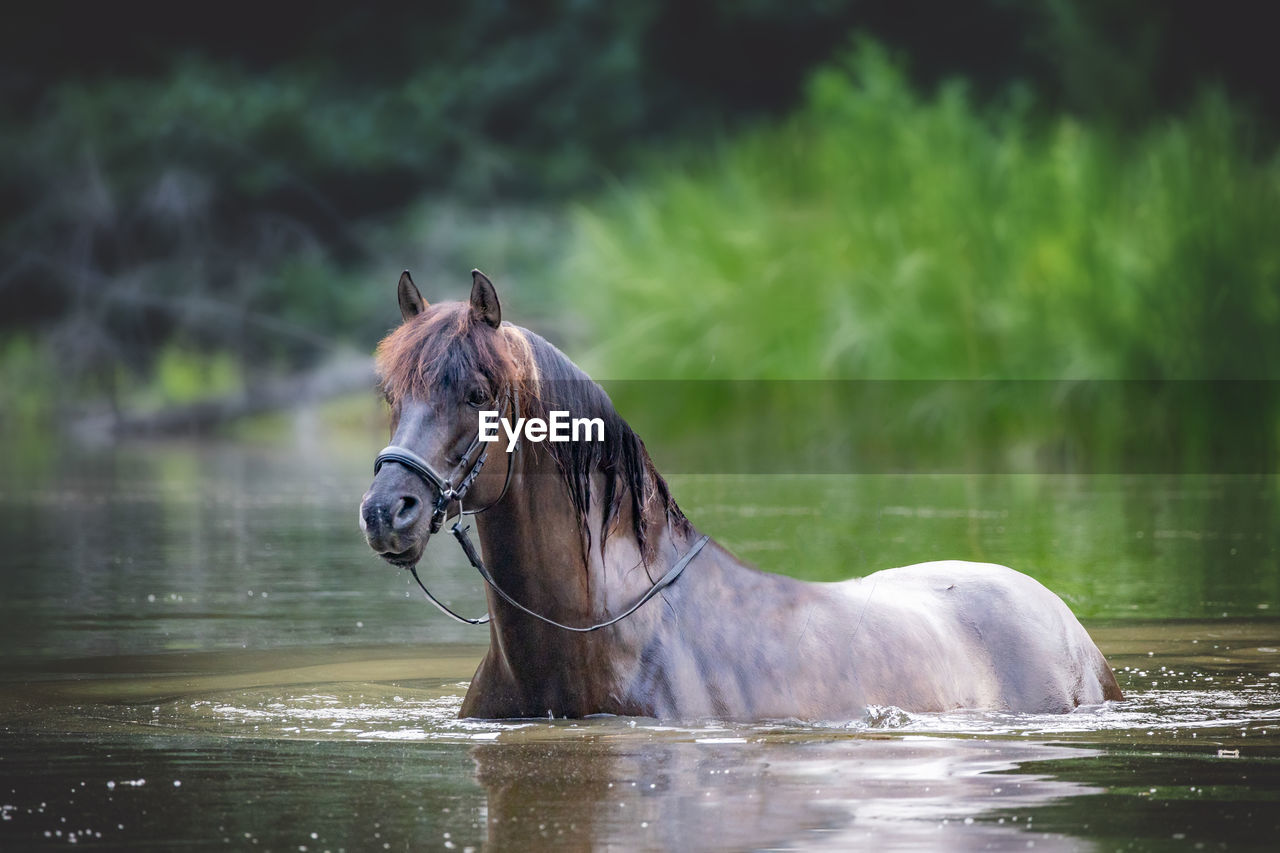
{"left": 372, "top": 387, "right": 709, "bottom": 633}
{"left": 375, "top": 388, "right": 520, "bottom": 539}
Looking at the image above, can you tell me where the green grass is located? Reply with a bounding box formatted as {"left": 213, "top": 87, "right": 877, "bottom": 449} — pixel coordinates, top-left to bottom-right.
{"left": 564, "top": 41, "right": 1280, "bottom": 382}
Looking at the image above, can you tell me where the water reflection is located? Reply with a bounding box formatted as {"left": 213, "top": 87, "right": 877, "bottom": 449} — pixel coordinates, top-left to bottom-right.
{"left": 3, "top": 627, "right": 1280, "bottom": 849}
{"left": 1, "top": 441, "right": 1276, "bottom": 664}
{"left": 2, "top": 440, "right": 1279, "bottom": 849}
{"left": 472, "top": 737, "right": 1096, "bottom": 851}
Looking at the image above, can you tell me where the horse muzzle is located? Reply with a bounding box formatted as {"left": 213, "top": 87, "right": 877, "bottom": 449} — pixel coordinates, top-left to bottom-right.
{"left": 359, "top": 488, "right": 431, "bottom": 566}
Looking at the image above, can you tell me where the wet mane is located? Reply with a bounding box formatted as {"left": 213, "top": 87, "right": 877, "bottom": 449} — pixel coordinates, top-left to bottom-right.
{"left": 375, "top": 302, "right": 689, "bottom": 563}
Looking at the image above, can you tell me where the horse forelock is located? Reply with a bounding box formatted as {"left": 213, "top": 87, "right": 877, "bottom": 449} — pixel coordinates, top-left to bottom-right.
{"left": 374, "top": 303, "right": 536, "bottom": 405}
{"left": 499, "top": 323, "right": 541, "bottom": 406}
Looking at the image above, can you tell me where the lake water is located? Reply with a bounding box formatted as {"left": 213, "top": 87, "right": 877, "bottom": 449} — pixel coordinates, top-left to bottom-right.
{"left": 1, "top": 421, "right": 1277, "bottom": 850}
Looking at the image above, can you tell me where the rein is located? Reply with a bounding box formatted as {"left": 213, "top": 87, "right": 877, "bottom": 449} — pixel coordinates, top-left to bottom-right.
{"left": 373, "top": 389, "right": 709, "bottom": 633}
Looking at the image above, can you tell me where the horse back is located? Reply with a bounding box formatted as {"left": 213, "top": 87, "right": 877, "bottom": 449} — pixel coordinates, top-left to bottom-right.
{"left": 845, "top": 560, "right": 1121, "bottom": 712}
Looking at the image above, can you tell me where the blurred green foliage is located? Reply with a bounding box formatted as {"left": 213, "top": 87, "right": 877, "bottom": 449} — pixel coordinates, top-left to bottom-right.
{"left": 2, "top": 1, "right": 1277, "bottom": 464}
{"left": 148, "top": 346, "right": 242, "bottom": 406}
{"left": 566, "top": 42, "right": 1280, "bottom": 382}
{"left": 0, "top": 336, "right": 54, "bottom": 429}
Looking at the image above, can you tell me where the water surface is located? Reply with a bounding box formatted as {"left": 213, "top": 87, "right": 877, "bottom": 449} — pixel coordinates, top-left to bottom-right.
{"left": 1, "top": 430, "right": 1277, "bottom": 849}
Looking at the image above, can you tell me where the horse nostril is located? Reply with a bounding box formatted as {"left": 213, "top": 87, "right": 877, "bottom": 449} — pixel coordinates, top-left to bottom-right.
{"left": 391, "top": 495, "right": 421, "bottom": 531}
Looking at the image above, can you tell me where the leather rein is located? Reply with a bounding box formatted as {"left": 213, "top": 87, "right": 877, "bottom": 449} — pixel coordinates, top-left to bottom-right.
{"left": 372, "top": 388, "right": 709, "bottom": 633}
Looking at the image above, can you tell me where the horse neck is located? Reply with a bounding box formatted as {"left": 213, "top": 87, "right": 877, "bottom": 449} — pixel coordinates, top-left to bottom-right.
{"left": 470, "top": 441, "right": 691, "bottom": 691}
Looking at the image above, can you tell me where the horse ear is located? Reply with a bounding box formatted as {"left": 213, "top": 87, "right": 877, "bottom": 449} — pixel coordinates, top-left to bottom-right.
{"left": 397, "top": 270, "right": 426, "bottom": 321}
{"left": 469, "top": 269, "right": 502, "bottom": 328}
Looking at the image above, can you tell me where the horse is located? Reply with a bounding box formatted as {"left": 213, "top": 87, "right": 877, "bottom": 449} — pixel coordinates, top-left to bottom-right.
{"left": 359, "top": 269, "right": 1123, "bottom": 720}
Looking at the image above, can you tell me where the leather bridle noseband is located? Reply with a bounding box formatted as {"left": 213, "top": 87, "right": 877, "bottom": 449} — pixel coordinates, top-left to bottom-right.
{"left": 372, "top": 387, "right": 709, "bottom": 632}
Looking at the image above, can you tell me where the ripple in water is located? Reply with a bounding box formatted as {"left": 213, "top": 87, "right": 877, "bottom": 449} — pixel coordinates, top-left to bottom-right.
{"left": 183, "top": 674, "right": 1280, "bottom": 745}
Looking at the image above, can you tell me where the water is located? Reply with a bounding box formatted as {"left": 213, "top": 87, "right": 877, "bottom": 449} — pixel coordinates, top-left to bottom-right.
{"left": 1, "top": 423, "right": 1278, "bottom": 850}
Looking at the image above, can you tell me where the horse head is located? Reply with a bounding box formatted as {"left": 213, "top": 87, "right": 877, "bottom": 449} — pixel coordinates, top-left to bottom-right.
{"left": 359, "top": 269, "right": 525, "bottom": 567}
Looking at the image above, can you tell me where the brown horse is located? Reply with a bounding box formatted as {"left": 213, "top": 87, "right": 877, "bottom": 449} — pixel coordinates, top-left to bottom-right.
{"left": 359, "top": 269, "right": 1122, "bottom": 720}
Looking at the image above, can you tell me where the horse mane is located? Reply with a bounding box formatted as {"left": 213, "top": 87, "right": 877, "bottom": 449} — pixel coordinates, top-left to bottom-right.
{"left": 375, "top": 302, "right": 689, "bottom": 564}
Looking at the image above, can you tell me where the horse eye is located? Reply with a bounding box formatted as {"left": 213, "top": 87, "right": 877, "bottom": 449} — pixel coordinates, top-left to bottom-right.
{"left": 466, "top": 387, "right": 489, "bottom": 408}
